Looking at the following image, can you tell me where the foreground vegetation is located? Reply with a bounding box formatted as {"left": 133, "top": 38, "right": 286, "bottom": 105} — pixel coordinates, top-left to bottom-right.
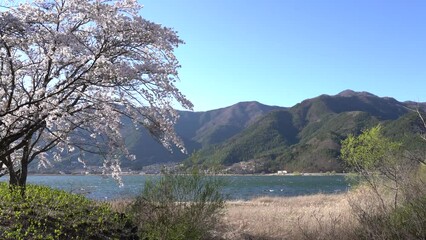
{"left": 1, "top": 171, "right": 425, "bottom": 240}
{"left": 221, "top": 177, "right": 425, "bottom": 240}
{"left": 127, "top": 172, "right": 225, "bottom": 239}
{"left": 1, "top": 124, "right": 425, "bottom": 239}
{"left": 0, "top": 183, "right": 137, "bottom": 239}
{"left": 339, "top": 125, "right": 426, "bottom": 240}
{"left": 0, "top": 172, "right": 225, "bottom": 240}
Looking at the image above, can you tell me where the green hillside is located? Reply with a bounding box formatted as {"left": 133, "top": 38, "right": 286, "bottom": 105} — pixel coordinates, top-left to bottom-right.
{"left": 190, "top": 110, "right": 298, "bottom": 167}
{"left": 185, "top": 91, "right": 425, "bottom": 173}
{"left": 30, "top": 91, "right": 426, "bottom": 174}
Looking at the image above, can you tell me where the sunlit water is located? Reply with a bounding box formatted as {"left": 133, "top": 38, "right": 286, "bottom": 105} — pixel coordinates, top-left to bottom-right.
{"left": 1, "top": 175, "right": 350, "bottom": 200}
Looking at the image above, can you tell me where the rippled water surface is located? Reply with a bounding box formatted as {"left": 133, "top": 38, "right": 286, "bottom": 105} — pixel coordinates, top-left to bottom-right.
{"left": 1, "top": 175, "right": 350, "bottom": 200}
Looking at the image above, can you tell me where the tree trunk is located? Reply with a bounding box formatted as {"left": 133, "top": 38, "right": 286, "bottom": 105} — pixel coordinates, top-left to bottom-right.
{"left": 7, "top": 162, "right": 28, "bottom": 197}
{"left": 8, "top": 165, "right": 19, "bottom": 186}
{"left": 19, "top": 163, "right": 28, "bottom": 189}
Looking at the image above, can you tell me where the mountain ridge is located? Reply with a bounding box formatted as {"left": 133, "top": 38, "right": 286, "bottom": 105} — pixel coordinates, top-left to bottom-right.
{"left": 182, "top": 90, "right": 426, "bottom": 173}
{"left": 31, "top": 90, "right": 426, "bottom": 174}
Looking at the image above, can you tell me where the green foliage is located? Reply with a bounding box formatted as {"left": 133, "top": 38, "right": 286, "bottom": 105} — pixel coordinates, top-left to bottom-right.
{"left": 341, "top": 125, "right": 408, "bottom": 211}
{"left": 341, "top": 124, "right": 426, "bottom": 239}
{"left": 128, "top": 171, "right": 226, "bottom": 240}
{"left": 419, "top": 163, "right": 426, "bottom": 177}
{"left": 341, "top": 125, "right": 401, "bottom": 172}
{"left": 351, "top": 181, "right": 426, "bottom": 240}
{"left": 386, "top": 196, "right": 426, "bottom": 239}
{"left": 0, "top": 183, "right": 137, "bottom": 239}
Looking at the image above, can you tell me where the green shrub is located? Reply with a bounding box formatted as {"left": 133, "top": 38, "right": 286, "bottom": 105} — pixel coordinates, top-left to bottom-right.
{"left": 128, "top": 171, "right": 226, "bottom": 240}
{"left": 342, "top": 125, "right": 426, "bottom": 239}
{"left": 0, "top": 183, "right": 138, "bottom": 239}
{"left": 351, "top": 193, "right": 426, "bottom": 240}
{"left": 387, "top": 196, "right": 426, "bottom": 239}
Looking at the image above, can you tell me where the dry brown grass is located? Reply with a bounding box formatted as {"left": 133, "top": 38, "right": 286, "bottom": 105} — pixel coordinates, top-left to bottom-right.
{"left": 108, "top": 193, "right": 361, "bottom": 240}
{"left": 219, "top": 193, "right": 358, "bottom": 240}
{"left": 108, "top": 198, "right": 134, "bottom": 213}
{"left": 106, "top": 170, "right": 426, "bottom": 239}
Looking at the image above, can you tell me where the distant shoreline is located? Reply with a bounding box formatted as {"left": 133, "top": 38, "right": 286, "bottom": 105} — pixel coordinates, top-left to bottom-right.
{"left": 20, "top": 172, "right": 349, "bottom": 177}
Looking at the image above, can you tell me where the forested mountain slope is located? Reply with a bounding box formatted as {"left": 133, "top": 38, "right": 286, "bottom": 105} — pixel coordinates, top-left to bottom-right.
{"left": 185, "top": 90, "right": 426, "bottom": 173}
{"left": 31, "top": 91, "right": 426, "bottom": 173}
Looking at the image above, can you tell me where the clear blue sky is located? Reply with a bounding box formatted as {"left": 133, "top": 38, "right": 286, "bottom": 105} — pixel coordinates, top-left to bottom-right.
{"left": 139, "top": 0, "right": 426, "bottom": 111}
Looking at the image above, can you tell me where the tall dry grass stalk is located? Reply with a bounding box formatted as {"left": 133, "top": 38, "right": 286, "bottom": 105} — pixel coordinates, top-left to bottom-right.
{"left": 108, "top": 198, "right": 134, "bottom": 213}
{"left": 109, "top": 193, "right": 359, "bottom": 239}
{"left": 109, "top": 185, "right": 424, "bottom": 239}
{"left": 220, "top": 193, "right": 358, "bottom": 240}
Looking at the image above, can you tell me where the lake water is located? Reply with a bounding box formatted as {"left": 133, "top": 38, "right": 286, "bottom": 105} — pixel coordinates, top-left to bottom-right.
{"left": 1, "top": 175, "right": 350, "bottom": 200}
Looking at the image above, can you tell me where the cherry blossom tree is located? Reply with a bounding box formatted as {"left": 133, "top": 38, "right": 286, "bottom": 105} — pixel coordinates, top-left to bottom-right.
{"left": 0, "top": 0, "right": 192, "bottom": 192}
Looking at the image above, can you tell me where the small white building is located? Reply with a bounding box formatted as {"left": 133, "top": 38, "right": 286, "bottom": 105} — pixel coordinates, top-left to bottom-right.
{"left": 277, "top": 170, "right": 288, "bottom": 175}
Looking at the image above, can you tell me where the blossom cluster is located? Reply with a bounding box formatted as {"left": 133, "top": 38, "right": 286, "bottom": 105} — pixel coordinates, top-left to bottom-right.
{"left": 0, "top": 0, "right": 192, "bottom": 183}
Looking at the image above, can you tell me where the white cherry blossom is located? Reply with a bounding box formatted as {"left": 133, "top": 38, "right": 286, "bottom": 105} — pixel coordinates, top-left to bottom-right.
{"left": 0, "top": 0, "right": 192, "bottom": 189}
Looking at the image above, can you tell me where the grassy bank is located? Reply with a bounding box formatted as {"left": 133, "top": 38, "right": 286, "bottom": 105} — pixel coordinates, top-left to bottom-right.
{"left": 0, "top": 183, "right": 137, "bottom": 239}
{"left": 0, "top": 172, "right": 225, "bottom": 240}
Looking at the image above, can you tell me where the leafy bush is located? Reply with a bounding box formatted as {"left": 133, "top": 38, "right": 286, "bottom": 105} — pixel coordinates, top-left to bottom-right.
{"left": 348, "top": 185, "right": 426, "bottom": 240}
{"left": 341, "top": 125, "right": 426, "bottom": 239}
{"left": 128, "top": 171, "right": 226, "bottom": 240}
{"left": 0, "top": 183, "right": 138, "bottom": 239}
{"left": 387, "top": 196, "right": 426, "bottom": 239}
